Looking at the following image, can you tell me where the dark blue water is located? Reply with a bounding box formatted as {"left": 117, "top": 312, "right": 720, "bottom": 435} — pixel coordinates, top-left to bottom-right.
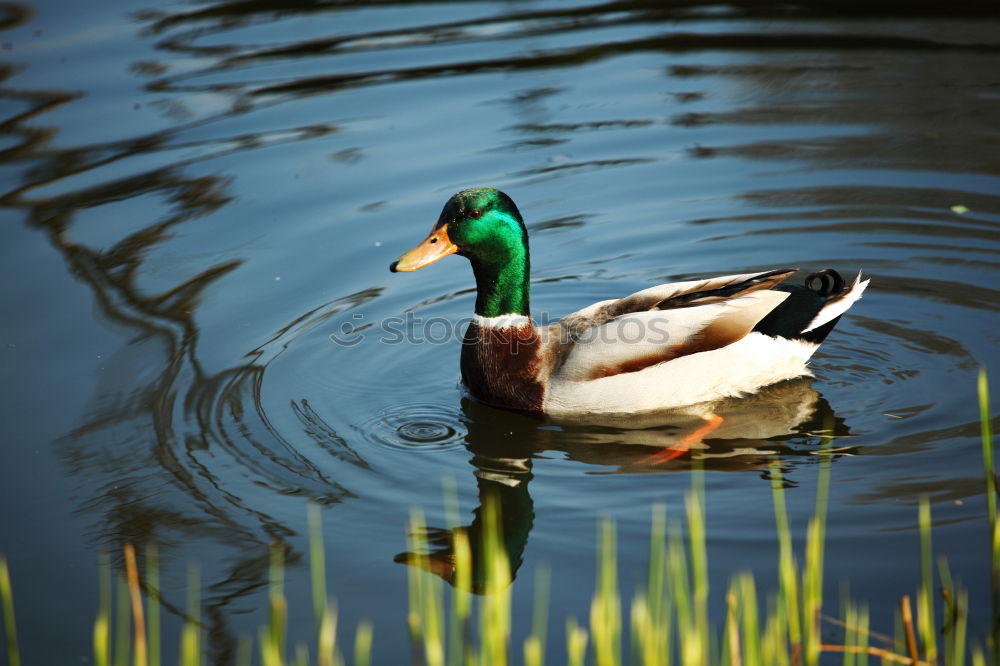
{"left": 1, "top": 1, "right": 998, "bottom": 663}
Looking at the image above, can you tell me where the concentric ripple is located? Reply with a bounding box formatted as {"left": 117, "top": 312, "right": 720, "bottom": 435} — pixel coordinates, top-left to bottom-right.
{"left": 356, "top": 403, "right": 467, "bottom": 453}
{"left": 397, "top": 420, "right": 457, "bottom": 443}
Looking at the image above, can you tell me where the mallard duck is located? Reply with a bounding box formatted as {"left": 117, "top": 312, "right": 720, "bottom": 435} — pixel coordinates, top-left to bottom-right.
{"left": 390, "top": 188, "right": 868, "bottom": 422}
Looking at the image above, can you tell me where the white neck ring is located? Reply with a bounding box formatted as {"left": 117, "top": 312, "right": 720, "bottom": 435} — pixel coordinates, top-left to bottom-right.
{"left": 471, "top": 313, "right": 531, "bottom": 328}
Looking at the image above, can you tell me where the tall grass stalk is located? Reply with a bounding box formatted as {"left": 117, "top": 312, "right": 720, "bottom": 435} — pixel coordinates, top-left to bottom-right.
{"left": 354, "top": 621, "right": 372, "bottom": 666}
{"left": 939, "top": 559, "right": 967, "bottom": 666}
{"left": 768, "top": 462, "right": 801, "bottom": 654}
{"left": 115, "top": 567, "right": 131, "bottom": 666}
{"left": 524, "top": 565, "right": 549, "bottom": 666}
{"left": 632, "top": 504, "right": 670, "bottom": 666}
{"left": 316, "top": 600, "right": 336, "bottom": 666}
{"left": 123, "top": 544, "right": 148, "bottom": 666}
{"left": 667, "top": 517, "right": 694, "bottom": 666}
{"left": 591, "top": 518, "right": 621, "bottom": 666}
{"left": 442, "top": 478, "right": 472, "bottom": 666}
{"left": 181, "top": 564, "right": 201, "bottom": 666}
{"left": 480, "top": 499, "right": 512, "bottom": 666}
{"left": 803, "top": 439, "right": 832, "bottom": 666}
{"left": 738, "top": 574, "right": 761, "bottom": 666}
{"left": 309, "top": 503, "right": 363, "bottom": 666}
{"left": 982, "top": 369, "right": 995, "bottom": 528}
{"left": 917, "top": 498, "right": 937, "bottom": 663}
{"left": 406, "top": 508, "right": 445, "bottom": 666}
{"left": 566, "top": 618, "right": 588, "bottom": 666}
{"left": 686, "top": 487, "right": 710, "bottom": 665}
{"left": 264, "top": 543, "right": 288, "bottom": 666}
{"left": 450, "top": 529, "right": 472, "bottom": 665}
{"left": 979, "top": 368, "right": 998, "bottom": 661}
{"left": 94, "top": 552, "right": 112, "bottom": 666}
{"left": 146, "top": 545, "right": 160, "bottom": 666}
{"left": 723, "top": 588, "right": 740, "bottom": 666}
{"left": 838, "top": 599, "right": 869, "bottom": 666}
{"left": 309, "top": 503, "right": 328, "bottom": 628}
{"left": 0, "top": 556, "right": 20, "bottom": 666}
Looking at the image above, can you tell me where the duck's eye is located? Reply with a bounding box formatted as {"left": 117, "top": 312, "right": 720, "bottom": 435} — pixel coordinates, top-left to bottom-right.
{"left": 469, "top": 209, "right": 483, "bottom": 219}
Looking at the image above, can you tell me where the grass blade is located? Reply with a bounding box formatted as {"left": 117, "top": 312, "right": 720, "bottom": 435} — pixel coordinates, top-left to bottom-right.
{"left": 124, "top": 544, "right": 148, "bottom": 666}
{"left": 181, "top": 564, "right": 201, "bottom": 666}
{"left": 267, "top": 544, "right": 288, "bottom": 665}
{"left": 739, "top": 574, "right": 760, "bottom": 666}
{"left": 590, "top": 517, "right": 620, "bottom": 666}
{"left": 146, "top": 544, "right": 160, "bottom": 666}
{"left": 114, "top": 570, "right": 130, "bottom": 666}
{"left": 979, "top": 368, "right": 998, "bottom": 661}
{"left": 769, "top": 462, "right": 801, "bottom": 653}
{"left": 94, "top": 553, "right": 111, "bottom": 666}
{"left": 917, "top": 498, "right": 936, "bottom": 662}
{"left": 354, "top": 621, "right": 373, "bottom": 666}
{"left": 309, "top": 503, "right": 328, "bottom": 628}
{"left": 686, "top": 489, "right": 709, "bottom": 666}
{"left": 724, "top": 587, "right": 741, "bottom": 666}
{"left": 0, "top": 556, "right": 21, "bottom": 666}
{"left": 480, "top": 497, "right": 510, "bottom": 666}
{"left": 900, "top": 595, "right": 919, "bottom": 665}
{"left": 981, "top": 368, "right": 995, "bottom": 527}
{"left": 566, "top": 619, "right": 588, "bottom": 666}
{"left": 317, "top": 600, "right": 336, "bottom": 666}
{"left": 804, "top": 436, "right": 832, "bottom": 666}
{"left": 524, "top": 564, "right": 549, "bottom": 666}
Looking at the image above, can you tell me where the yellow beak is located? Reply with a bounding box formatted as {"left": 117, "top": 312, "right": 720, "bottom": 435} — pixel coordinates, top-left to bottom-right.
{"left": 390, "top": 225, "right": 458, "bottom": 272}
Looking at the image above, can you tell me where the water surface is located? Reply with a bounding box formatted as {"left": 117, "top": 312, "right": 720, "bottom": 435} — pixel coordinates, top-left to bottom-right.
{"left": 1, "top": 1, "right": 999, "bottom": 663}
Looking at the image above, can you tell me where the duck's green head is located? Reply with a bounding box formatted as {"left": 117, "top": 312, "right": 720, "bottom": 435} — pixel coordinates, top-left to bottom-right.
{"left": 390, "top": 188, "right": 527, "bottom": 272}
{"left": 390, "top": 187, "right": 531, "bottom": 317}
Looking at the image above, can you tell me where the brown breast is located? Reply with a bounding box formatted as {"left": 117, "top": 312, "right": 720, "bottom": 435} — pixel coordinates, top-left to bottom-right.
{"left": 460, "top": 322, "right": 545, "bottom": 414}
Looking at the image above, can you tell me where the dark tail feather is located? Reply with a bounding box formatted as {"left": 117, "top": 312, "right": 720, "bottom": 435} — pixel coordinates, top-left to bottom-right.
{"left": 804, "top": 268, "right": 844, "bottom": 297}
{"left": 655, "top": 268, "right": 796, "bottom": 309}
{"left": 753, "top": 268, "right": 851, "bottom": 344}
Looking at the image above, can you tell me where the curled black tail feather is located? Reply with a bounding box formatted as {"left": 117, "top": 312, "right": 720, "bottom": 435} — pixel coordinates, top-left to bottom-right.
{"left": 805, "top": 269, "right": 844, "bottom": 297}
{"left": 752, "top": 268, "right": 848, "bottom": 344}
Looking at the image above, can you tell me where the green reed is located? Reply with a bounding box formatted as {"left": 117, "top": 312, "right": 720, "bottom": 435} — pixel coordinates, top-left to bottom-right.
{"left": 919, "top": 498, "right": 937, "bottom": 663}
{"left": 0, "top": 556, "right": 20, "bottom": 666}
{"left": 181, "top": 565, "right": 201, "bottom": 666}
{"left": 146, "top": 544, "right": 160, "bottom": 666}
{"left": 981, "top": 368, "right": 998, "bottom": 663}
{"left": 0, "top": 371, "right": 995, "bottom": 665}
{"left": 591, "top": 517, "right": 621, "bottom": 666}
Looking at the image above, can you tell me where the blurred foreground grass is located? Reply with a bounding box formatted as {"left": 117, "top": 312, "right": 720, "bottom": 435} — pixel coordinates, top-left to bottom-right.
{"left": 1, "top": 370, "right": 995, "bottom": 665}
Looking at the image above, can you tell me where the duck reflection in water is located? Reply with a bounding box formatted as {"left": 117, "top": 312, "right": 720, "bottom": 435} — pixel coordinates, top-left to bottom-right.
{"left": 394, "top": 377, "right": 854, "bottom": 590}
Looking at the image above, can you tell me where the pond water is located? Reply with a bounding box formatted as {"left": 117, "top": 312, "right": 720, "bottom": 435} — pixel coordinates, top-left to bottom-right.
{"left": 1, "top": 1, "right": 999, "bottom": 663}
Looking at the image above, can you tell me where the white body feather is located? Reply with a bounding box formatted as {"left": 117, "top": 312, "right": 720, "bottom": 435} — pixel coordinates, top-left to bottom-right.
{"left": 552, "top": 290, "right": 790, "bottom": 382}
{"left": 536, "top": 270, "right": 868, "bottom": 415}
{"left": 543, "top": 332, "right": 819, "bottom": 416}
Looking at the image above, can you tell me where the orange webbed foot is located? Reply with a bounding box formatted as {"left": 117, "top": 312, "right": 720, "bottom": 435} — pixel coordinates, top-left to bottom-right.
{"left": 632, "top": 413, "right": 724, "bottom": 467}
